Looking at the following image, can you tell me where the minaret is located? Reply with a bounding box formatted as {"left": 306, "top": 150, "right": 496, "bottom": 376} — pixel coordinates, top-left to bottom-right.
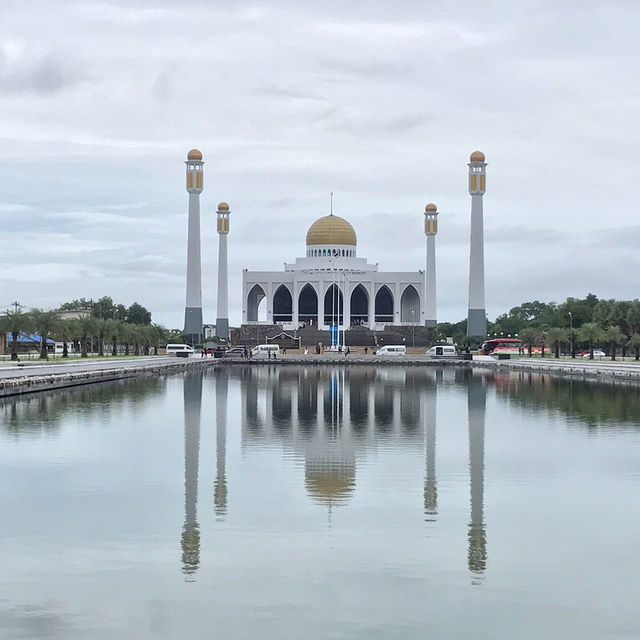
{"left": 424, "top": 203, "right": 439, "bottom": 327}
{"left": 184, "top": 148, "right": 204, "bottom": 345}
{"left": 468, "top": 373, "right": 487, "bottom": 580}
{"left": 423, "top": 371, "right": 438, "bottom": 519}
{"left": 181, "top": 372, "right": 202, "bottom": 579}
{"left": 215, "top": 202, "right": 230, "bottom": 341}
{"left": 467, "top": 150, "right": 487, "bottom": 339}
{"left": 214, "top": 368, "right": 228, "bottom": 517}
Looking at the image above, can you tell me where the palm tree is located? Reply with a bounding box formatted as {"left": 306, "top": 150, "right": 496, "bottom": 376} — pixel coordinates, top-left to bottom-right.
{"left": 547, "top": 327, "right": 568, "bottom": 358}
{"left": 627, "top": 334, "right": 640, "bottom": 361}
{"left": 29, "top": 309, "right": 60, "bottom": 360}
{"left": 536, "top": 329, "right": 548, "bottom": 358}
{"left": 77, "top": 315, "right": 97, "bottom": 358}
{"left": 104, "top": 319, "right": 121, "bottom": 356}
{"left": 150, "top": 323, "right": 167, "bottom": 356}
{"left": 603, "top": 325, "right": 626, "bottom": 361}
{"left": 94, "top": 318, "right": 108, "bottom": 357}
{"left": 577, "top": 322, "right": 603, "bottom": 360}
{"left": 0, "top": 309, "right": 34, "bottom": 361}
{"left": 519, "top": 327, "right": 537, "bottom": 357}
{"left": 55, "top": 318, "right": 77, "bottom": 358}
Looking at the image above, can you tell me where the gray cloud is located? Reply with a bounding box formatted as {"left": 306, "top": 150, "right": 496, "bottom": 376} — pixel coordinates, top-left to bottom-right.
{"left": 0, "top": 0, "right": 639, "bottom": 326}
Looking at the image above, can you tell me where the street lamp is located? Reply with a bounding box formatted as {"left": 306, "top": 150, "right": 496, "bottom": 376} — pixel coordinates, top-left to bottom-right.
{"left": 568, "top": 312, "right": 573, "bottom": 358}
{"left": 411, "top": 308, "right": 415, "bottom": 349}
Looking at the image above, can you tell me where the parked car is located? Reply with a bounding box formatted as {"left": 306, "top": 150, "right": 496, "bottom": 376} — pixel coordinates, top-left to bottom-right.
{"left": 375, "top": 345, "right": 406, "bottom": 356}
{"left": 251, "top": 344, "right": 280, "bottom": 358}
{"left": 580, "top": 350, "right": 606, "bottom": 359}
{"left": 223, "top": 346, "right": 246, "bottom": 358}
{"left": 426, "top": 345, "right": 458, "bottom": 358}
{"left": 165, "top": 344, "right": 195, "bottom": 357}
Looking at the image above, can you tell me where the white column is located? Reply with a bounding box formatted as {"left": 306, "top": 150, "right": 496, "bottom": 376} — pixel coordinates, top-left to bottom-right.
{"left": 467, "top": 151, "right": 487, "bottom": 338}
{"left": 368, "top": 283, "right": 375, "bottom": 329}
{"left": 317, "top": 281, "right": 325, "bottom": 329}
{"left": 425, "top": 234, "right": 437, "bottom": 326}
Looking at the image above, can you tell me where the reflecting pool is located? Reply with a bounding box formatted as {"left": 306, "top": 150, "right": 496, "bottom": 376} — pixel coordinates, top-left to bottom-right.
{"left": 0, "top": 366, "right": 638, "bottom": 639}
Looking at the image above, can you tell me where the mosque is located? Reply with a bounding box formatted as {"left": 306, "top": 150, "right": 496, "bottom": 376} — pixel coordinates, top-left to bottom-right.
{"left": 242, "top": 212, "right": 425, "bottom": 331}
{"left": 182, "top": 148, "right": 488, "bottom": 343}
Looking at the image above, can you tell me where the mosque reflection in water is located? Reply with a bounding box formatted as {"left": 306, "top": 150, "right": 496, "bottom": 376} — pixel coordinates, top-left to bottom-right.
{"left": 180, "top": 366, "right": 487, "bottom": 579}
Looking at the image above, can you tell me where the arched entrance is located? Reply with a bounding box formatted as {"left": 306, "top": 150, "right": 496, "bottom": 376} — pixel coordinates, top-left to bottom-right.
{"left": 298, "top": 284, "right": 318, "bottom": 326}
{"left": 400, "top": 285, "right": 420, "bottom": 323}
{"left": 273, "top": 285, "right": 292, "bottom": 323}
{"left": 247, "top": 284, "right": 266, "bottom": 322}
{"left": 375, "top": 286, "right": 393, "bottom": 323}
{"left": 324, "top": 284, "right": 343, "bottom": 325}
{"left": 350, "top": 284, "right": 368, "bottom": 326}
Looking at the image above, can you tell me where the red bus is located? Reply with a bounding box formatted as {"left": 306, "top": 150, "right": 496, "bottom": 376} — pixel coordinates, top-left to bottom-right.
{"left": 480, "top": 337, "right": 522, "bottom": 355}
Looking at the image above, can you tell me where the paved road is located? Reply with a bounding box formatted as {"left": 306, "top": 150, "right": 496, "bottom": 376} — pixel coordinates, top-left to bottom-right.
{"left": 0, "top": 357, "right": 179, "bottom": 380}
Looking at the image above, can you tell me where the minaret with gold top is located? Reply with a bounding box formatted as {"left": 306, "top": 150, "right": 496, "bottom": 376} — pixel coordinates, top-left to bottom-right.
{"left": 215, "top": 202, "right": 230, "bottom": 341}
{"left": 424, "top": 203, "right": 438, "bottom": 327}
{"left": 467, "top": 150, "right": 487, "bottom": 339}
{"left": 184, "top": 148, "right": 204, "bottom": 345}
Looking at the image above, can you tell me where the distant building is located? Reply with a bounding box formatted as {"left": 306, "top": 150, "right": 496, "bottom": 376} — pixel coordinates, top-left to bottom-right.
{"left": 57, "top": 309, "right": 91, "bottom": 321}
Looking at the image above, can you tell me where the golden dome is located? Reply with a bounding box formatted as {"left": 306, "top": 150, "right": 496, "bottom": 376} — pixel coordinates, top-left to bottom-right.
{"left": 187, "top": 148, "right": 203, "bottom": 161}
{"left": 305, "top": 462, "right": 355, "bottom": 506}
{"left": 470, "top": 150, "right": 485, "bottom": 162}
{"left": 217, "top": 202, "right": 229, "bottom": 211}
{"left": 306, "top": 214, "right": 357, "bottom": 246}
{"left": 425, "top": 203, "right": 437, "bottom": 213}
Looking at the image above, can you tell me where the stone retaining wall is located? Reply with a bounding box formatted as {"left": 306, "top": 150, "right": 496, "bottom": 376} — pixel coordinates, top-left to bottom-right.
{"left": 0, "top": 359, "right": 218, "bottom": 398}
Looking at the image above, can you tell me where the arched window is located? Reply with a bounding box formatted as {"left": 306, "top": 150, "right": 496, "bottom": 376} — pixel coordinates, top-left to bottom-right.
{"left": 400, "top": 285, "right": 420, "bottom": 323}
{"left": 273, "top": 285, "right": 293, "bottom": 323}
{"left": 350, "top": 284, "right": 369, "bottom": 326}
{"left": 247, "top": 284, "right": 266, "bottom": 322}
{"left": 324, "top": 284, "right": 344, "bottom": 325}
{"left": 374, "top": 286, "right": 393, "bottom": 323}
{"left": 298, "top": 284, "right": 318, "bottom": 325}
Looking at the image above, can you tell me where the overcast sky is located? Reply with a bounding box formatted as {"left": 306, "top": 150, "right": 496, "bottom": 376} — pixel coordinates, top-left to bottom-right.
{"left": 1, "top": 0, "right": 639, "bottom": 328}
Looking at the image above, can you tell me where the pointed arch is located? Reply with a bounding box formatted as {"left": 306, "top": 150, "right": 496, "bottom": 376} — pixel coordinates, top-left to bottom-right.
{"left": 350, "top": 284, "right": 369, "bottom": 326}
{"left": 400, "top": 285, "right": 420, "bottom": 323}
{"left": 298, "top": 284, "right": 318, "bottom": 325}
{"left": 273, "top": 285, "right": 293, "bottom": 323}
{"left": 324, "top": 284, "right": 344, "bottom": 325}
{"left": 375, "top": 285, "right": 394, "bottom": 323}
{"left": 247, "top": 284, "right": 266, "bottom": 322}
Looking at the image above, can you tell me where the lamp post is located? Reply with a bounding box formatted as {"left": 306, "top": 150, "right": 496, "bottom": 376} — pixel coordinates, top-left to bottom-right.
{"left": 411, "top": 308, "right": 415, "bottom": 350}
{"left": 568, "top": 312, "right": 573, "bottom": 358}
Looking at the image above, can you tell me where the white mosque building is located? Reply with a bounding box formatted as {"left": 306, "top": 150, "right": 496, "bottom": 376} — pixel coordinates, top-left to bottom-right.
{"left": 241, "top": 212, "right": 425, "bottom": 331}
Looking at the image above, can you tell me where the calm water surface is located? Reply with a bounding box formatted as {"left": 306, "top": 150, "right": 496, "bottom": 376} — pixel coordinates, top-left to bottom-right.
{"left": 0, "top": 366, "right": 638, "bottom": 639}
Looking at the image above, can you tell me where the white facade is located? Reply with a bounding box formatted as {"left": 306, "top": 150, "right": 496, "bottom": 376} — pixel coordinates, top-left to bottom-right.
{"left": 242, "top": 214, "right": 425, "bottom": 331}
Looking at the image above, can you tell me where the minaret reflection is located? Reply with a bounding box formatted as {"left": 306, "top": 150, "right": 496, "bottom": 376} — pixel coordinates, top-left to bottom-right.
{"left": 423, "top": 370, "right": 438, "bottom": 520}
{"left": 181, "top": 372, "right": 202, "bottom": 579}
{"left": 467, "top": 372, "right": 487, "bottom": 579}
{"left": 214, "top": 368, "right": 228, "bottom": 517}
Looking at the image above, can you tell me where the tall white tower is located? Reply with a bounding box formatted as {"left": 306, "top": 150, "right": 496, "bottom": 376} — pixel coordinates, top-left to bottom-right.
{"left": 184, "top": 148, "right": 204, "bottom": 345}
{"left": 215, "top": 202, "right": 230, "bottom": 341}
{"left": 467, "top": 150, "right": 487, "bottom": 339}
{"left": 424, "top": 203, "right": 439, "bottom": 327}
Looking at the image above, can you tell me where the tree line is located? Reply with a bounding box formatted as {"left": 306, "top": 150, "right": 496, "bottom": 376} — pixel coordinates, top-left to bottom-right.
{"left": 1, "top": 304, "right": 170, "bottom": 361}
{"left": 438, "top": 294, "right": 640, "bottom": 359}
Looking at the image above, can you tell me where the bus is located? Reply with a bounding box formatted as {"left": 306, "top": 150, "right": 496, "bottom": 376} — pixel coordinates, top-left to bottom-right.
{"left": 480, "top": 338, "right": 522, "bottom": 355}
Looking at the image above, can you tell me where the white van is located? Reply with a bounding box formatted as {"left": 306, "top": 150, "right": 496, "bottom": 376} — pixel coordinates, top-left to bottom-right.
{"left": 251, "top": 344, "right": 280, "bottom": 358}
{"left": 376, "top": 345, "right": 406, "bottom": 356}
{"left": 426, "top": 345, "right": 458, "bottom": 358}
{"left": 166, "top": 344, "right": 195, "bottom": 356}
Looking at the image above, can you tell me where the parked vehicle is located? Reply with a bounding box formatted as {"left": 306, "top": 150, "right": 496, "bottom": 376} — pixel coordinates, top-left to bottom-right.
{"left": 480, "top": 338, "right": 521, "bottom": 355}
{"left": 251, "top": 344, "right": 280, "bottom": 358}
{"left": 580, "top": 350, "right": 606, "bottom": 359}
{"left": 426, "top": 345, "right": 458, "bottom": 358}
{"left": 224, "top": 346, "right": 246, "bottom": 358}
{"left": 375, "top": 345, "right": 406, "bottom": 356}
{"left": 165, "top": 344, "right": 195, "bottom": 356}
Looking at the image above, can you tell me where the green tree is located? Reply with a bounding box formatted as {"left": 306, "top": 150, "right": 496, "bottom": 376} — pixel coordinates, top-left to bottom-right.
{"left": 127, "top": 302, "right": 152, "bottom": 325}
{"left": 92, "top": 296, "right": 116, "bottom": 320}
{"left": 150, "top": 323, "right": 168, "bottom": 355}
{"left": 77, "top": 315, "right": 97, "bottom": 358}
{"left": 547, "top": 327, "right": 568, "bottom": 358}
{"left": 577, "top": 322, "right": 603, "bottom": 360}
{"left": 603, "top": 325, "right": 625, "bottom": 361}
{"left": 55, "top": 319, "right": 77, "bottom": 358}
{"left": 103, "top": 319, "right": 121, "bottom": 356}
{"left": 0, "top": 310, "right": 33, "bottom": 361}
{"left": 519, "top": 327, "right": 537, "bottom": 357}
{"left": 58, "top": 298, "right": 93, "bottom": 311}
{"left": 29, "top": 309, "right": 60, "bottom": 360}
{"left": 536, "top": 329, "right": 548, "bottom": 358}
{"left": 627, "top": 334, "right": 640, "bottom": 361}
